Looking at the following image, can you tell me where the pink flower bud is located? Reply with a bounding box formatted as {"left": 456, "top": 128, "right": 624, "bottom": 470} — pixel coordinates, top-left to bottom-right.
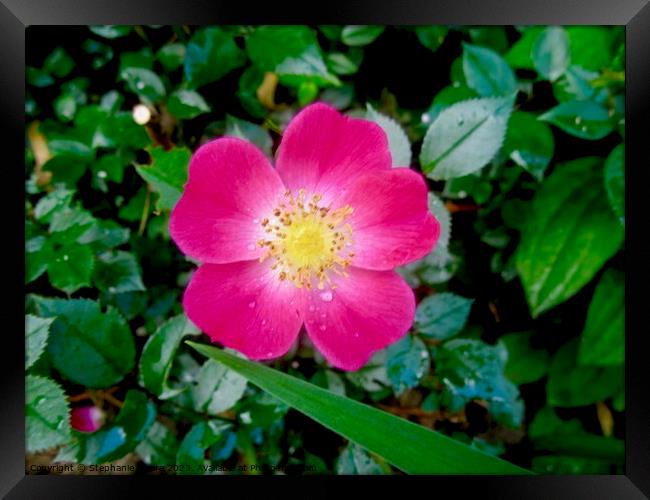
{"left": 70, "top": 406, "right": 105, "bottom": 433}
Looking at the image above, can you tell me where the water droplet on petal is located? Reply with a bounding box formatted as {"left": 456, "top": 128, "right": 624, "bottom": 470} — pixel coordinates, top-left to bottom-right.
{"left": 308, "top": 304, "right": 316, "bottom": 312}
{"left": 353, "top": 332, "right": 359, "bottom": 338}
{"left": 266, "top": 351, "right": 274, "bottom": 357}
{"left": 253, "top": 218, "right": 260, "bottom": 224}
{"left": 319, "top": 291, "right": 333, "bottom": 302}
{"left": 247, "top": 244, "right": 255, "bottom": 250}
{"left": 319, "top": 324, "right": 327, "bottom": 331}
{"left": 248, "top": 301, "right": 256, "bottom": 308}
{"left": 320, "top": 312, "right": 326, "bottom": 319}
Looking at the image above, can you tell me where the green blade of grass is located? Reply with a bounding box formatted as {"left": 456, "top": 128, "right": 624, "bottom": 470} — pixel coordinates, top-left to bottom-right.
{"left": 187, "top": 341, "right": 531, "bottom": 475}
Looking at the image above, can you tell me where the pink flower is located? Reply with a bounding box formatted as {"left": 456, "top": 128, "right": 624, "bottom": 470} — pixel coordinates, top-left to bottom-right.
{"left": 71, "top": 406, "right": 104, "bottom": 433}
{"left": 170, "top": 103, "right": 440, "bottom": 370}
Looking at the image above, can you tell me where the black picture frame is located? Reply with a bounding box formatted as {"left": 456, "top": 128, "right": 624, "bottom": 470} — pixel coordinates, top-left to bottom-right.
{"left": 4, "top": 1, "right": 649, "bottom": 498}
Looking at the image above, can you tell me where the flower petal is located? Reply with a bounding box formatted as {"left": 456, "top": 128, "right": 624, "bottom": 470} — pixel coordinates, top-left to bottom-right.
{"left": 183, "top": 260, "right": 303, "bottom": 360}
{"left": 275, "top": 103, "right": 392, "bottom": 202}
{"left": 340, "top": 168, "right": 440, "bottom": 270}
{"left": 303, "top": 267, "right": 415, "bottom": 371}
{"left": 169, "top": 137, "right": 286, "bottom": 264}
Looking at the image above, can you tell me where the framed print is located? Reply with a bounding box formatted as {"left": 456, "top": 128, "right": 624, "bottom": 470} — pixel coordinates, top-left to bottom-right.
{"left": 2, "top": 0, "right": 649, "bottom": 498}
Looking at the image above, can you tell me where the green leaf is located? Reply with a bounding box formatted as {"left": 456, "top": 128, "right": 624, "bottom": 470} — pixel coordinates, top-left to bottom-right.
{"left": 237, "top": 67, "right": 266, "bottom": 118}
{"left": 565, "top": 27, "right": 613, "bottom": 72}
{"left": 501, "top": 332, "right": 549, "bottom": 384}
{"left": 415, "top": 26, "right": 448, "bottom": 53}
{"left": 136, "top": 421, "right": 179, "bottom": 466}
{"left": 35, "top": 297, "right": 135, "bottom": 388}
{"left": 26, "top": 67, "right": 54, "bottom": 87}
{"left": 77, "top": 219, "right": 130, "bottom": 252}
{"left": 42, "top": 155, "right": 87, "bottom": 187}
{"left": 552, "top": 66, "right": 601, "bottom": 103}
{"left": 311, "top": 369, "right": 346, "bottom": 396}
{"left": 326, "top": 52, "right": 360, "bottom": 75}
{"left": 139, "top": 314, "right": 200, "bottom": 398}
{"left": 192, "top": 358, "right": 248, "bottom": 414}
{"left": 366, "top": 104, "right": 412, "bottom": 167}
{"left": 532, "top": 26, "right": 570, "bottom": 81}
{"left": 79, "top": 390, "right": 156, "bottom": 464}
{"left": 47, "top": 243, "right": 94, "bottom": 294}
{"left": 53, "top": 93, "right": 77, "bottom": 122}
{"left": 225, "top": 115, "right": 273, "bottom": 157}
{"left": 48, "top": 139, "right": 92, "bottom": 159}
{"left": 529, "top": 406, "right": 623, "bottom": 461}
{"left": 539, "top": 100, "right": 614, "bottom": 140}
{"left": 547, "top": 339, "right": 623, "bottom": 407}
{"left": 44, "top": 47, "right": 75, "bottom": 78}
{"left": 26, "top": 375, "right": 71, "bottom": 453}
{"left": 26, "top": 315, "right": 54, "bottom": 370}
{"left": 49, "top": 205, "right": 96, "bottom": 242}
{"left": 344, "top": 351, "right": 390, "bottom": 393}
{"left": 505, "top": 27, "right": 545, "bottom": 69}
{"left": 26, "top": 234, "right": 54, "bottom": 283}
{"left": 121, "top": 67, "right": 166, "bottom": 103}
{"left": 82, "top": 39, "right": 114, "bottom": 70}
{"left": 157, "top": 43, "right": 186, "bottom": 72}
{"left": 188, "top": 342, "right": 529, "bottom": 474}
{"left": 420, "top": 95, "right": 514, "bottom": 180}
{"left": 386, "top": 334, "right": 430, "bottom": 396}
{"left": 578, "top": 269, "right": 624, "bottom": 367}
{"left": 93, "top": 250, "right": 145, "bottom": 294}
{"left": 469, "top": 27, "right": 509, "bottom": 54}
{"left": 297, "top": 80, "right": 319, "bottom": 106}
{"left": 184, "top": 27, "right": 246, "bottom": 88}
{"left": 515, "top": 158, "right": 623, "bottom": 316}
{"left": 341, "top": 26, "right": 384, "bottom": 46}
{"left": 502, "top": 111, "right": 554, "bottom": 181}
{"left": 532, "top": 455, "right": 612, "bottom": 474}
{"left": 246, "top": 26, "right": 339, "bottom": 87}
{"left": 435, "top": 339, "right": 524, "bottom": 427}
{"left": 462, "top": 43, "right": 517, "bottom": 97}
{"left": 414, "top": 292, "right": 473, "bottom": 340}
{"left": 319, "top": 25, "right": 343, "bottom": 40}
{"left": 135, "top": 146, "right": 192, "bottom": 211}
{"left": 604, "top": 144, "right": 624, "bottom": 224}
{"left": 176, "top": 421, "right": 232, "bottom": 474}
{"left": 89, "top": 25, "right": 132, "bottom": 39}
{"left": 33, "top": 188, "right": 74, "bottom": 222}
{"left": 91, "top": 154, "right": 127, "bottom": 184}
{"left": 424, "top": 85, "right": 478, "bottom": 123}
{"left": 98, "top": 112, "right": 150, "bottom": 149}
{"left": 166, "top": 89, "right": 211, "bottom": 119}
{"left": 444, "top": 173, "right": 495, "bottom": 204}
{"left": 336, "top": 442, "right": 384, "bottom": 474}
{"left": 119, "top": 48, "right": 154, "bottom": 75}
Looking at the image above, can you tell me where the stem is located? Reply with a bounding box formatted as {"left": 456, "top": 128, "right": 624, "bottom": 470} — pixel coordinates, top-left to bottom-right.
{"left": 138, "top": 185, "right": 152, "bottom": 236}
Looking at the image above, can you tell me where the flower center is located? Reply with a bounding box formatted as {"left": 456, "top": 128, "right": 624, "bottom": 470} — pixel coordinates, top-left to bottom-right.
{"left": 257, "top": 189, "right": 355, "bottom": 290}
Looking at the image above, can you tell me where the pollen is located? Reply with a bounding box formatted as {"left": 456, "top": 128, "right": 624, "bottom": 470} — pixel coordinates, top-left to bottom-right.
{"left": 256, "top": 189, "right": 355, "bottom": 290}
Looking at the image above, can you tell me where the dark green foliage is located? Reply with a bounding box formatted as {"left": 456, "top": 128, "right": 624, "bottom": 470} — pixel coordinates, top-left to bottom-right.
{"left": 25, "top": 25, "right": 624, "bottom": 475}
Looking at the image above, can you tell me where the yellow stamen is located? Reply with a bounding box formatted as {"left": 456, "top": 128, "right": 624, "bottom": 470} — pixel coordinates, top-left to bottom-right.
{"left": 256, "top": 189, "right": 355, "bottom": 290}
